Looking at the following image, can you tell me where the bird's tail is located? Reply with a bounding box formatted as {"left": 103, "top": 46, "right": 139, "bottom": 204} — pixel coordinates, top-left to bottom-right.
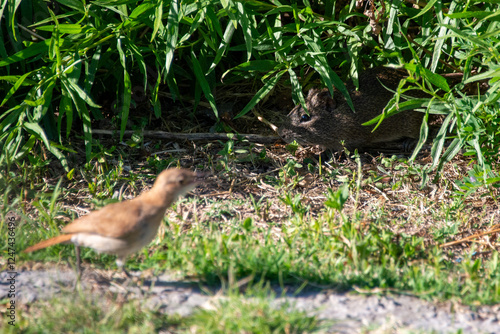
{"left": 23, "top": 234, "right": 73, "bottom": 253}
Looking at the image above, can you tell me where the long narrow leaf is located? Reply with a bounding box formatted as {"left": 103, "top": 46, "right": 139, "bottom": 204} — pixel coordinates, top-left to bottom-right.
{"left": 234, "top": 70, "right": 285, "bottom": 119}
{"left": 165, "top": 0, "right": 180, "bottom": 76}
{"left": 13, "top": 134, "right": 35, "bottom": 161}
{"left": 55, "top": 0, "right": 85, "bottom": 12}
{"left": 208, "top": 23, "right": 236, "bottom": 75}
{"left": 431, "top": 3, "right": 457, "bottom": 72}
{"left": 0, "top": 39, "right": 50, "bottom": 67}
{"left": 8, "top": 0, "right": 23, "bottom": 40}
{"left": 36, "top": 24, "right": 84, "bottom": 34}
{"left": 288, "top": 67, "right": 306, "bottom": 112}
{"left": 58, "top": 92, "right": 73, "bottom": 140}
{"left": 191, "top": 52, "right": 218, "bottom": 117}
{"left": 411, "top": 0, "right": 438, "bottom": 19}
{"left": 151, "top": 0, "right": 164, "bottom": 41}
{"left": 236, "top": 2, "right": 253, "bottom": 61}
{"left": 116, "top": 37, "right": 132, "bottom": 141}
{"left": 85, "top": 46, "right": 101, "bottom": 94}
{"left": 61, "top": 78, "right": 92, "bottom": 161}
{"left": 65, "top": 76, "right": 100, "bottom": 108}
{"left": 24, "top": 122, "right": 50, "bottom": 148}
{"left": 1, "top": 72, "right": 32, "bottom": 107}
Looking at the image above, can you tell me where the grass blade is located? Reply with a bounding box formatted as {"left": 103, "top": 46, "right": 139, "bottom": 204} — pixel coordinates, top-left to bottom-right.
{"left": 1, "top": 71, "right": 32, "bottom": 107}
{"left": 234, "top": 69, "right": 285, "bottom": 119}
{"left": 191, "top": 51, "right": 218, "bottom": 118}
{"left": 165, "top": 0, "right": 180, "bottom": 76}
{"left": 61, "top": 77, "right": 92, "bottom": 161}
{"left": 116, "top": 37, "right": 132, "bottom": 141}
{"left": 0, "top": 39, "right": 50, "bottom": 67}
{"left": 151, "top": 0, "right": 164, "bottom": 42}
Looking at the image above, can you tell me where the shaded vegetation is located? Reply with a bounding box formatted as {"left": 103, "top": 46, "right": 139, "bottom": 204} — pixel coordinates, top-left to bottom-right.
{"left": 0, "top": 0, "right": 499, "bottom": 180}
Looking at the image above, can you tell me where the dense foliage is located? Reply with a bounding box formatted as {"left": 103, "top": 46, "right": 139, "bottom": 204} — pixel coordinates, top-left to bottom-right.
{"left": 0, "top": 0, "right": 499, "bottom": 181}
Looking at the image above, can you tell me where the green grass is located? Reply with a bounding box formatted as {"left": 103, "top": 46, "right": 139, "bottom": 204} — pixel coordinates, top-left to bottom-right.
{"left": 2, "top": 1, "right": 500, "bottom": 331}
{"left": 7, "top": 154, "right": 500, "bottom": 306}
{"left": 4, "top": 287, "right": 324, "bottom": 333}
{"left": 3, "top": 293, "right": 179, "bottom": 334}
{"left": 182, "top": 294, "right": 322, "bottom": 333}
{"left": 1, "top": 143, "right": 499, "bottom": 332}
{"left": 1, "top": 1, "right": 500, "bottom": 181}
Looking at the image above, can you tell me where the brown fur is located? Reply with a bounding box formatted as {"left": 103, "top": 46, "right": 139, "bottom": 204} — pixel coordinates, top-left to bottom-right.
{"left": 279, "top": 68, "right": 425, "bottom": 151}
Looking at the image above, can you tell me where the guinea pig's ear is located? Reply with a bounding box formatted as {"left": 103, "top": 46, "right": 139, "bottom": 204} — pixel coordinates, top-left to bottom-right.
{"left": 306, "top": 88, "right": 319, "bottom": 99}
{"left": 315, "top": 89, "right": 336, "bottom": 110}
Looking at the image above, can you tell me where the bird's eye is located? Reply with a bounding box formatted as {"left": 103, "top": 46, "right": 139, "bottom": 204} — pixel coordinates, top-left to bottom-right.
{"left": 300, "top": 114, "right": 311, "bottom": 122}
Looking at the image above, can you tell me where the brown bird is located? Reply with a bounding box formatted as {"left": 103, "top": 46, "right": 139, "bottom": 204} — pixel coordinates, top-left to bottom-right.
{"left": 24, "top": 168, "right": 199, "bottom": 277}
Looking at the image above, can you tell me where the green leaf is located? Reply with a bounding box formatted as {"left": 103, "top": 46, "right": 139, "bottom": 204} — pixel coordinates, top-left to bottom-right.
{"left": 324, "top": 184, "right": 349, "bottom": 212}
{"left": 464, "top": 68, "right": 500, "bottom": 84}
{"left": 431, "top": 3, "right": 457, "bottom": 72}
{"left": 151, "top": 0, "right": 164, "bottom": 42}
{"left": 205, "top": 5, "right": 223, "bottom": 37}
{"left": 8, "top": 0, "right": 23, "bottom": 39}
{"left": 59, "top": 92, "right": 73, "bottom": 140}
{"left": 191, "top": 52, "right": 218, "bottom": 118}
{"left": 0, "top": 105, "right": 23, "bottom": 131}
{"left": 441, "top": 24, "right": 490, "bottom": 48}
{"left": 422, "top": 68, "right": 450, "bottom": 92}
{"left": 48, "top": 8, "right": 61, "bottom": 65}
{"left": 478, "top": 10, "right": 500, "bottom": 23}
{"left": 288, "top": 68, "right": 306, "bottom": 112}
{"left": 46, "top": 142, "right": 69, "bottom": 171}
{"left": 411, "top": 0, "right": 438, "bottom": 19}
{"left": 0, "top": 0, "right": 9, "bottom": 27}
{"left": 67, "top": 168, "right": 75, "bottom": 180}
{"left": 24, "top": 122, "right": 50, "bottom": 148}
{"left": 152, "top": 63, "right": 162, "bottom": 118}
{"left": 409, "top": 110, "right": 429, "bottom": 161}
{"left": 484, "top": 81, "right": 500, "bottom": 105}
{"left": 234, "top": 70, "right": 285, "bottom": 119}
{"left": 34, "top": 79, "right": 57, "bottom": 123}
{"left": 1, "top": 71, "right": 32, "bottom": 107}
{"left": 36, "top": 24, "right": 84, "bottom": 34}
{"left": 24, "top": 98, "right": 44, "bottom": 107}
{"left": 208, "top": 22, "right": 235, "bottom": 75}
{"left": 236, "top": 2, "right": 252, "bottom": 61}
{"left": 301, "top": 35, "right": 353, "bottom": 111}
{"left": 0, "top": 75, "right": 36, "bottom": 85}
{"left": 13, "top": 134, "right": 36, "bottom": 161}
{"left": 64, "top": 76, "right": 100, "bottom": 108}
{"left": 85, "top": 46, "right": 101, "bottom": 94}
{"left": 228, "top": 60, "right": 279, "bottom": 73}
{"left": 445, "top": 11, "right": 492, "bottom": 19}
{"left": 363, "top": 98, "right": 433, "bottom": 125}
{"left": 118, "top": 2, "right": 156, "bottom": 29}
{"left": 116, "top": 37, "right": 131, "bottom": 142}
{"left": 220, "top": 0, "right": 238, "bottom": 29}
{"left": 55, "top": 0, "right": 85, "bottom": 12}
{"left": 61, "top": 78, "right": 92, "bottom": 161}
{"left": 165, "top": 0, "right": 179, "bottom": 75}
{"left": 0, "top": 39, "right": 50, "bottom": 67}
{"left": 242, "top": 217, "right": 253, "bottom": 231}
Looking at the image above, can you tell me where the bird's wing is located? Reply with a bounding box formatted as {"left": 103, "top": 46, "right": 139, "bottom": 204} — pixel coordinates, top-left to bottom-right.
{"left": 62, "top": 199, "right": 150, "bottom": 238}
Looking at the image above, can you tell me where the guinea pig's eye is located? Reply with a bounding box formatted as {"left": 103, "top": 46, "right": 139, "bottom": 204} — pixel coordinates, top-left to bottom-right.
{"left": 300, "top": 114, "right": 311, "bottom": 122}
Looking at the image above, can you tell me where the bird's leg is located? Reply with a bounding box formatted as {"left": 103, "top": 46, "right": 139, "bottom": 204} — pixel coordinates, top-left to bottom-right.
{"left": 73, "top": 244, "right": 82, "bottom": 290}
{"left": 75, "top": 244, "right": 82, "bottom": 277}
{"left": 116, "top": 258, "right": 131, "bottom": 279}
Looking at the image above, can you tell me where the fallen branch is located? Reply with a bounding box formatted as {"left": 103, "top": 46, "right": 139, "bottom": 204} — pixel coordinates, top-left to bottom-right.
{"left": 440, "top": 226, "right": 500, "bottom": 248}
{"left": 93, "top": 129, "right": 281, "bottom": 144}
